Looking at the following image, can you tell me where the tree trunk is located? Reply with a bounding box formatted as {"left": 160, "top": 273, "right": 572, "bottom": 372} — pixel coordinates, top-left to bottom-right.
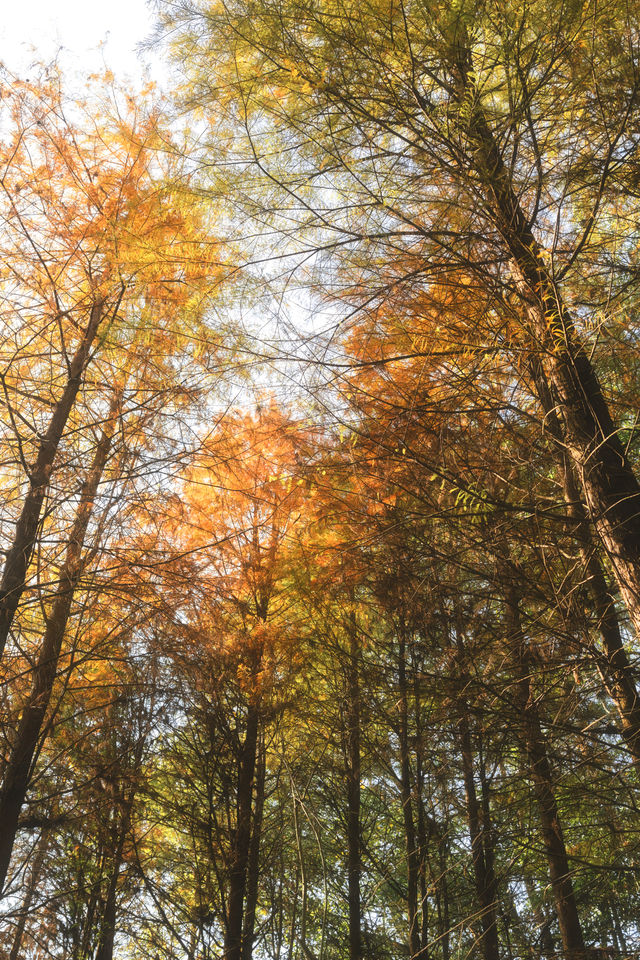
{"left": 504, "top": 581, "right": 587, "bottom": 960}
{"left": 415, "top": 668, "right": 438, "bottom": 960}
{"left": 398, "top": 633, "right": 421, "bottom": 959}
{"left": 533, "top": 363, "right": 640, "bottom": 762}
{"left": 7, "top": 827, "right": 49, "bottom": 960}
{"left": 0, "top": 403, "right": 116, "bottom": 893}
{"left": 94, "top": 794, "right": 133, "bottom": 960}
{"left": 344, "top": 617, "right": 362, "bottom": 960}
{"left": 225, "top": 699, "right": 260, "bottom": 960}
{"left": 523, "top": 876, "right": 556, "bottom": 960}
{"left": 242, "top": 736, "right": 265, "bottom": 960}
{"left": 453, "top": 37, "right": 640, "bottom": 638}
{"left": 0, "top": 298, "right": 104, "bottom": 661}
{"left": 456, "top": 701, "right": 499, "bottom": 960}
{"left": 435, "top": 829, "right": 451, "bottom": 960}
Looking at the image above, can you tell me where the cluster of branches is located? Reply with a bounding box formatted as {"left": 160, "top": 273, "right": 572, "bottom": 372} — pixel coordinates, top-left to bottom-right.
{"left": 3, "top": 2, "right": 640, "bottom": 960}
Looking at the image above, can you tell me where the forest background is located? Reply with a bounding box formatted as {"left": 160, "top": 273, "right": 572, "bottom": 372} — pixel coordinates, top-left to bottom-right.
{"left": 1, "top": 1, "right": 640, "bottom": 959}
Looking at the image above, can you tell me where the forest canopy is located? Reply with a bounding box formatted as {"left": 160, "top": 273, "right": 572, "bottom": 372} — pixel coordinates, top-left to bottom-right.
{"left": 1, "top": 2, "right": 640, "bottom": 959}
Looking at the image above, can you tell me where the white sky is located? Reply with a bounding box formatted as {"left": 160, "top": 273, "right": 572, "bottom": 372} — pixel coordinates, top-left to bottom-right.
{"left": 1, "top": 0, "right": 160, "bottom": 84}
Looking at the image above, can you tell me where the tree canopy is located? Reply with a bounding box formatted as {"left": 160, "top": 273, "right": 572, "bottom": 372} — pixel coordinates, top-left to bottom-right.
{"left": 2, "top": 4, "right": 640, "bottom": 959}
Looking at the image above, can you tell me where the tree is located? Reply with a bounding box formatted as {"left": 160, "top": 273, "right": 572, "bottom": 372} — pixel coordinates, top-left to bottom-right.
{"left": 142, "top": 404, "right": 313, "bottom": 960}
{"left": 5, "top": 8, "right": 640, "bottom": 957}
{"left": 0, "top": 65, "right": 227, "bottom": 912}
{"left": 157, "top": 0, "right": 640, "bottom": 641}
{"left": 0, "top": 69, "right": 220, "bottom": 663}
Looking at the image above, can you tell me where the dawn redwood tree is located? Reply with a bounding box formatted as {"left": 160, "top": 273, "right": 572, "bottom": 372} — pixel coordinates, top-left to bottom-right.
{"left": 7, "top": 9, "right": 640, "bottom": 954}
{"left": 156, "top": 0, "right": 640, "bottom": 639}
{"left": 330, "top": 278, "right": 640, "bottom": 774}
{"left": 0, "top": 70, "right": 221, "bottom": 663}
{"left": 0, "top": 392, "right": 120, "bottom": 893}
{"left": 146, "top": 404, "right": 313, "bottom": 960}
{"left": 312, "top": 288, "right": 638, "bottom": 955}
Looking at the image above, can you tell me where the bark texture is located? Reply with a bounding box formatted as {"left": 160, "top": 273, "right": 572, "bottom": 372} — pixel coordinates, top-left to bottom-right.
{"left": 398, "top": 633, "right": 421, "bottom": 959}
{"left": 533, "top": 365, "right": 640, "bottom": 762}
{"left": 0, "top": 299, "right": 104, "bottom": 660}
{"left": 453, "top": 35, "right": 640, "bottom": 639}
{"left": 0, "top": 403, "right": 115, "bottom": 893}
{"left": 224, "top": 698, "right": 260, "bottom": 960}
{"left": 457, "top": 710, "right": 499, "bottom": 960}
{"left": 344, "top": 620, "right": 362, "bottom": 960}
{"left": 504, "top": 582, "right": 587, "bottom": 960}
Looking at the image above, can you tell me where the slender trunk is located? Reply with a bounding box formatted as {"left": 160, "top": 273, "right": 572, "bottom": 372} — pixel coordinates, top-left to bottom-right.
{"left": 453, "top": 39, "right": 640, "bottom": 636}
{"left": 398, "top": 633, "right": 421, "bottom": 959}
{"left": 187, "top": 925, "right": 198, "bottom": 960}
{"left": 504, "top": 583, "right": 586, "bottom": 960}
{"left": 77, "top": 867, "right": 104, "bottom": 960}
{"left": 94, "top": 724, "right": 146, "bottom": 960}
{"left": 502, "top": 887, "right": 538, "bottom": 960}
{"left": 94, "top": 794, "right": 133, "bottom": 960}
{"left": 285, "top": 854, "right": 299, "bottom": 960}
{"left": 289, "top": 794, "right": 304, "bottom": 960}
{"left": 523, "top": 876, "right": 556, "bottom": 960}
{"left": 478, "top": 749, "right": 497, "bottom": 953}
{"left": 0, "top": 299, "right": 104, "bottom": 660}
{"left": 609, "top": 900, "right": 628, "bottom": 956}
{"left": 456, "top": 707, "right": 499, "bottom": 960}
{"left": 242, "top": 737, "right": 265, "bottom": 960}
{"left": 414, "top": 668, "right": 436, "bottom": 960}
{"left": 225, "top": 699, "right": 260, "bottom": 960}
{"left": 436, "top": 832, "right": 451, "bottom": 960}
{"left": 0, "top": 405, "right": 116, "bottom": 893}
{"left": 8, "top": 827, "right": 49, "bottom": 960}
{"left": 534, "top": 364, "right": 640, "bottom": 762}
{"left": 344, "top": 618, "right": 361, "bottom": 960}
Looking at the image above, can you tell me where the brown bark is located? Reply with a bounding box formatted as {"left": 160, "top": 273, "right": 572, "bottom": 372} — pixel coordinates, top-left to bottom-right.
{"left": 93, "top": 726, "right": 144, "bottom": 960}
{"left": 224, "top": 698, "right": 260, "bottom": 960}
{"left": 504, "top": 582, "right": 586, "bottom": 960}
{"left": 452, "top": 36, "right": 640, "bottom": 639}
{"left": 523, "top": 876, "right": 556, "bottom": 960}
{"left": 94, "top": 794, "right": 134, "bottom": 960}
{"left": 456, "top": 709, "right": 500, "bottom": 960}
{"left": 415, "top": 673, "right": 442, "bottom": 960}
{"left": 0, "top": 403, "right": 116, "bottom": 894}
{"left": 289, "top": 789, "right": 304, "bottom": 960}
{"left": 344, "top": 617, "right": 362, "bottom": 960}
{"left": 0, "top": 298, "right": 104, "bottom": 660}
{"left": 533, "top": 365, "right": 640, "bottom": 762}
{"left": 242, "top": 736, "right": 265, "bottom": 960}
{"left": 7, "top": 827, "right": 49, "bottom": 960}
{"left": 434, "top": 832, "right": 450, "bottom": 960}
{"left": 398, "top": 633, "right": 421, "bottom": 959}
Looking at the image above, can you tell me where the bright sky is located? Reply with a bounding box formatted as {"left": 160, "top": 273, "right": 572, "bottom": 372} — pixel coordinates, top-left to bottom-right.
{"left": 1, "top": 0, "right": 160, "bottom": 84}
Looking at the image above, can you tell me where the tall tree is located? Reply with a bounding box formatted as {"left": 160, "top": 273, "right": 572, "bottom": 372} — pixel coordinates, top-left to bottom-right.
{"left": 157, "top": 0, "right": 640, "bottom": 638}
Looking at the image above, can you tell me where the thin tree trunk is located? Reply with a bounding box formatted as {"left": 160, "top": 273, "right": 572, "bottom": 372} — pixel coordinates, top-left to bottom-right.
{"left": 344, "top": 617, "right": 362, "bottom": 960}
{"left": 242, "top": 736, "right": 265, "bottom": 960}
{"left": 504, "top": 581, "right": 586, "bottom": 960}
{"left": 0, "top": 298, "right": 104, "bottom": 660}
{"left": 435, "top": 833, "right": 451, "bottom": 960}
{"left": 225, "top": 699, "right": 260, "bottom": 960}
{"left": 523, "top": 876, "right": 556, "bottom": 960}
{"left": 398, "top": 633, "right": 421, "bottom": 959}
{"left": 0, "top": 403, "right": 116, "bottom": 893}
{"left": 456, "top": 704, "right": 499, "bottom": 960}
{"left": 8, "top": 827, "right": 49, "bottom": 960}
{"left": 94, "top": 794, "right": 133, "bottom": 960}
{"left": 77, "top": 864, "right": 105, "bottom": 960}
{"left": 609, "top": 900, "right": 628, "bottom": 956}
{"left": 414, "top": 665, "right": 436, "bottom": 960}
